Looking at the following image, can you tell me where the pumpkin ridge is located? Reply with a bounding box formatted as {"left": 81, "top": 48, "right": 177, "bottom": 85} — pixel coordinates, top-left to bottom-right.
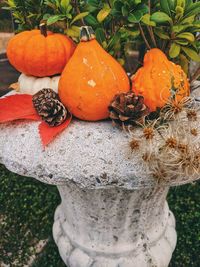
{"left": 56, "top": 33, "right": 76, "bottom": 61}
{"left": 59, "top": 27, "right": 130, "bottom": 121}
{"left": 58, "top": 37, "right": 67, "bottom": 64}
{"left": 7, "top": 32, "right": 32, "bottom": 73}
{"left": 131, "top": 48, "right": 189, "bottom": 112}
{"left": 7, "top": 29, "right": 75, "bottom": 77}
{"left": 24, "top": 34, "right": 44, "bottom": 76}
{"left": 22, "top": 33, "right": 37, "bottom": 75}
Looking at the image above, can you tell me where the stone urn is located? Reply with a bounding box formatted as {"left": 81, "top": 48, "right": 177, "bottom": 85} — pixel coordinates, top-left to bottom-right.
{"left": 0, "top": 85, "right": 199, "bottom": 267}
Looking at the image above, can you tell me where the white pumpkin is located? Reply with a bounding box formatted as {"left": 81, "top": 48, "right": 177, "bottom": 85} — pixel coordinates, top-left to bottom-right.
{"left": 18, "top": 73, "right": 60, "bottom": 95}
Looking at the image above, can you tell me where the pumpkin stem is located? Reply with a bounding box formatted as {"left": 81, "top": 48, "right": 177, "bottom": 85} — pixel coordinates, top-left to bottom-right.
{"left": 40, "top": 23, "right": 47, "bottom": 37}
{"left": 80, "top": 26, "right": 95, "bottom": 42}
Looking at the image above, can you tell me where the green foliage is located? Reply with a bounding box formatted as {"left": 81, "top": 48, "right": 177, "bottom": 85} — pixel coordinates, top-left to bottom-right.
{"left": 2, "top": 0, "right": 50, "bottom": 31}
{"left": 2, "top": 0, "right": 200, "bottom": 72}
{"left": 0, "top": 164, "right": 61, "bottom": 266}
{"left": 168, "top": 183, "right": 200, "bottom": 267}
{"left": 142, "top": 0, "right": 200, "bottom": 71}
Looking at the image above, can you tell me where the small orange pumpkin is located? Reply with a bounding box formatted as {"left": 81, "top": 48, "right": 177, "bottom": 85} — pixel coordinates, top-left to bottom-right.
{"left": 7, "top": 23, "right": 76, "bottom": 77}
{"left": 131, "top": 48, "right": 190, "bottom": 112}
{"left": 59, "top": 26, "right": 130, "bottom": 121}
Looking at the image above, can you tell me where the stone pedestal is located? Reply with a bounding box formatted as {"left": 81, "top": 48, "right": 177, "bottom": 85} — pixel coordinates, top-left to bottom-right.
{"left": 53, "top": 184, "right": 176, "bottom": 267}
{"left": 0, "top": 99, "right": 199, "bottom": 266}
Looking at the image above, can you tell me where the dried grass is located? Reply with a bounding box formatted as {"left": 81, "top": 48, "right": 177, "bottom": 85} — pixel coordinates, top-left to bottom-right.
{"left": 128, "top": 97, "right": 200, "bottom": 184}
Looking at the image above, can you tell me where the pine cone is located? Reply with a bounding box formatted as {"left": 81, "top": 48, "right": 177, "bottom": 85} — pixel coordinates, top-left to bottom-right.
{"left": 109, "top": 92, "right": 149, "bottom": 127}
{"left": 33, "top": 88, "right": 58, "bottom": 110}
{"left": 33, "top": 88, "right": 68, "bottom": 127}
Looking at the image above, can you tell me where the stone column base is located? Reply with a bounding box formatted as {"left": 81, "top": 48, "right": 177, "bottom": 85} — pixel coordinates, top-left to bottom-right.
{"left": 53, "top": 202, "right": 177, "bottom": 267}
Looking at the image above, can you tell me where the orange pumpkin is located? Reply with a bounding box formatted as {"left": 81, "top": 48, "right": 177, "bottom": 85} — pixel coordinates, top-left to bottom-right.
{"left": 131, "top": 48, "right": 190, "bottom": 112}
{"left": 7, "top": 23, "right": 76, "bottom": 77}
{"left": 59, "top": 26, "right": 130, "bottom": 121}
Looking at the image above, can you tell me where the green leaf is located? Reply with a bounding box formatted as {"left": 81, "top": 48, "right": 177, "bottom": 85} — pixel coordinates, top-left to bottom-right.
{"left": 97, "top": 5, "right": 111, "bottom": 23}
{"left": 128, "top": 10, "right": 144, "bottom": 23}
{"left": 181, "top": 47, "right": 200, "bottom": 62}
{"left": 183, "top": 2, "right": 200, "bottom": 18}
{"left": 172, "top": 24, "right": 192, "bottom": 33}
{"left": 175, "top": 6, "right": 184, "bottom": 20}
{"left": 122, "top": 6, "right": 129, "bottom": 17}
{"left": 107, "top": 32, "right": 121, "bottom": 51}
{"left": 141, "top": 14, "right": 156, "bottom": 26}
{"left": 60, "top": 0, "right": 70, "bottom": 10}
{"left": 65, "top": 25, "right": 80, "bottom": 38}
{"left": 84, "top": 14, "right": 99, "bottom": 27}
{"left": 71, "top": 12, "right": 89, "bottom": 25}
{"left": 43, "top": 13, "right": 51, "bottom": 20}
{"left": 87, "top": 0, "right": 99, "bottom": 8}
{"left": 176, "top": 0, "right": 186, "bottom": 9}
{"left": 160, "top": 0, "right": 171, "bottom": 16}
{"left": 169, "top": 43, "right": 181, "bottom": 58}
{"left": 47, "top": 15, "right": 65, "bottom": 25}
{"left": 167, "top": 0, "right": 176, "bottom": 11}
{"left": 175, "top": 40, "right": 189, "bottom": 45}
{"left": 176, "top": 32, "right": 195, "bottom": 42}
{"left": 120, "top": 28, "right": 140, "bottom": 38}
{"left": 151, "top": 12, "right": 172, "bottom": 24}
{"left": 95, "top": 28, "right": 106, "bottom": 45}
{"left": 181, "top": 15, "right": 195, "bottom": 24}
{"left": 7, "top": 0, "right": 15, "bottom": 7}
{"left": 154, "top": 28, "right": 170, "bottom": 40}
{"left": 179, "top": 53, "right": 189, "bottom": 74}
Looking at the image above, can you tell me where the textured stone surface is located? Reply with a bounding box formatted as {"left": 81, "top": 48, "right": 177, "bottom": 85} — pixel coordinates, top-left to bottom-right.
{"left": 53, "top": 183, "right": 177, "bottom": 267}
{"left": 0, "top": 118, "right": 153, "bottom": 189}
{"left": 0, "top": 117, "right": 199, "bottom": 189}
{"left": 0, "top": 86, "right": 199, "bottom": 267}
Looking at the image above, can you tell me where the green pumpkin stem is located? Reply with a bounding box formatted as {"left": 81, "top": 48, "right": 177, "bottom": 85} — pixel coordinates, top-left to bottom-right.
{"left": 40, "top": 23, "right": 47, "bottom": 37}
{"left": 80, "top": 26, "right": 95, "bottom": 42}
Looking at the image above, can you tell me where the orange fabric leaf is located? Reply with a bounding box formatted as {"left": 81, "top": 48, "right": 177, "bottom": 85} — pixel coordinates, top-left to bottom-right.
{"left": 0, "top": 94, "right": 38, "bottom": 123}
{"left": 39, "top": 114, "right": 72, "bottom": 148}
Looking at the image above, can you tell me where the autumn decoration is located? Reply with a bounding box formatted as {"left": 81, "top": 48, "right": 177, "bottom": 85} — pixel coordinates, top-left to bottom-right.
{"left": 131, "top": 48, "right": 190, "bottom": 112}
{"left": 0, "top": 92, "right": 71, "bottom": 147}
{"left": 17, "top": 74, "right": 60, "bottom": 95}
{"left": 109, "top": 92, "right": 149, "bottom": 128}
{"left": 32, "top": 89, "right": 68, "bottom": 127}
{"left": 7, "top": 23, "right": 76, "bottom": 77}
{"left": 59, "top": 26, "right": 130, "bottom": 121}
{"left": 1, "top": 0, "right": 200, "bottom": 186}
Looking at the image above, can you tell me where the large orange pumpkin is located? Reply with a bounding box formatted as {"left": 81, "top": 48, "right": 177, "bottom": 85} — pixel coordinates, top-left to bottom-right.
{"left": 131, "top": 48, "right": 190, "bottom": 112}
{"left": 59, "top": 26, "right": 130, "bottom": 121}
{"left": 7, "top": 24, "right": 76, "bottom": 77}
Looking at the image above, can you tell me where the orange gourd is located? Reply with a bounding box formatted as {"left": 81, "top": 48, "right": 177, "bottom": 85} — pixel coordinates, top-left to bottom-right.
{"left": 58, "top": 26, "right": 130, "bottom": 121}
{"left": 131, "top": 48, "right": 190, "bottom": 112}
{"left": 7, "top": 23, "right": 76, "bottom": 77}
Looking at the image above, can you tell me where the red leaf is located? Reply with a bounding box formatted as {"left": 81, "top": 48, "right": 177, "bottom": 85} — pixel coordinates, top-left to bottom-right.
{"left": 39, "top": 114, "right": 72, "bottom": 147}
{"left": 21, "top": 114, "right": 41, "bottom": 121}
{"left": 0, "top": 94, "right": 38, "bottom": 123}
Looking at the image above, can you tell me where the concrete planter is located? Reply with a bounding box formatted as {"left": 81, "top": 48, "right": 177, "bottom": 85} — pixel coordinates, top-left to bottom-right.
{"left": 0, "top": 84, "right": 199, "bottom": 266}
